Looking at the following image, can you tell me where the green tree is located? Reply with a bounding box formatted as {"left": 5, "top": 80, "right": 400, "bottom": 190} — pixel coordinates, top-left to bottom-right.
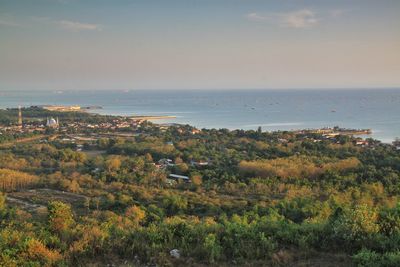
{"left": 0, "top": 193, "right": 5, "bottom": 212}
{"left": 332, "top": 205, "right": 379, "bottom": 245}
{"left": 203, "top": 233, "right": 221, "bottom": 263}
{"left": 48, "top": 201, "right": 75, "bottom": 235}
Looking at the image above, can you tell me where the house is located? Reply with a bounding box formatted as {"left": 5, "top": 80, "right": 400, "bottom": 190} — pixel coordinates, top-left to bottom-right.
{"left": 190, "top": 160, "right": 210, "bottom": 167}
{"left": 168, "top": 174, "right": 190, "bottom": 183}
{"left": 156, "top": 158, "right": 175, "bottom": 168}
{"left": 323, "top": 133, "right": 340, "bottom": 138}
{"left": 355, "top": 140, "right": 369, "bottom": 146}
{"left": 191, "top": 129, "right": 201, "bottom": 135}
{"left": 92, "top": 168, "right": 101, "bottom": 173}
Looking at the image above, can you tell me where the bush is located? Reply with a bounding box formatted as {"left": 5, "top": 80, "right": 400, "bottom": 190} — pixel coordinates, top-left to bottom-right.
{"left": 353, "top": 249, "right": 400, "bottom": 267}
{"left": 331, "top": 205, "right": 379, "bottom": 247}
{"left": 203, "top": 233, "right": 221, "bottom": 263}
{"left": 352, "top": 249, "right": 380, "bottom": 267}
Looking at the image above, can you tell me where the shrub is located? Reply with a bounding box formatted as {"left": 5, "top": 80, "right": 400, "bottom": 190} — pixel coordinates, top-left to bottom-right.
{"left": 331, "top": 205, "right": 379, "bottom": 246}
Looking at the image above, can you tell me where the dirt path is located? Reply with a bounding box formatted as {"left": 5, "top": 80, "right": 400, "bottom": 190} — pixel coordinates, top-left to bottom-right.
{"left": 0, "top": 134, "right": 58, "bottom": 148}
{"left": 6, "top": 188, "right": 87, "bottom": 213}
{"left": 6, "top": 196, "right": 46, "bottom": 211}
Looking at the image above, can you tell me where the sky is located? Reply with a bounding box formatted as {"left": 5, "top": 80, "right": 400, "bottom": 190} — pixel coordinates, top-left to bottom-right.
{"left": 0, "top": 0, "right": 399, "bottom": 90}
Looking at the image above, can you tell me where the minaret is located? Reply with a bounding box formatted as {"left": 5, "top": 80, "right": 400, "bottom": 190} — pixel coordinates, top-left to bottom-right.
{"left": 18, "top": 106, "right": 22, "bottom": 128}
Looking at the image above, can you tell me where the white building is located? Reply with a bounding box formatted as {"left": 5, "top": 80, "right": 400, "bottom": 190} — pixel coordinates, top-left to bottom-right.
{"left": 46, "top": 117, "right": 59, "bottom": 128}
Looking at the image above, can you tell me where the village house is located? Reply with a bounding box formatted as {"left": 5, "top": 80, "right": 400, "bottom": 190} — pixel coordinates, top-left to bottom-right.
{"left": 167, "top": 174, "right": 190, "bottom": 184}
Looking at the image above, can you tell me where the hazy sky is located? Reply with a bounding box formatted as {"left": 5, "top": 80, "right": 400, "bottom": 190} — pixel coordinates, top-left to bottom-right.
{"left": 0, "top": 0, "right": 399, "bottom": 90}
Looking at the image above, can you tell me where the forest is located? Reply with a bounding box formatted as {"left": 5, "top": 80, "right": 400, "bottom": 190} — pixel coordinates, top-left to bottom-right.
{"left": 0, "top": 110, "right": 400, "bottom": 266}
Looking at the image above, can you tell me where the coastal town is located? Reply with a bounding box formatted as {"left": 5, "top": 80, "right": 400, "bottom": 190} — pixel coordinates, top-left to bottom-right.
{"left": 0, "top": 105, "right": 179, "bottom": 133}
{"left": 1, "top": 105, "right": 397, "bottom": 151}
{"left": 1, "top": 0, "right": 399, "bottom": 265}
{"left": 1, "top": 104, "right": 400, "bottom": 266}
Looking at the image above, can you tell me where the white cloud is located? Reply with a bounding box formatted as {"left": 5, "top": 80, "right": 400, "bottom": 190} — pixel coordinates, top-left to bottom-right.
{"left": 0, "top": 15, "right": 23, "bottom": 27}
{"left": 283, "top": 9, "right": 318, "bottom": 28}
{"left": 246, "top": 9, "right": 319, "bottom": 29}
{"left": 29, "top": 17, "right": 102, "bottom": 32}
{"left": 0, "top": 19, "right": 20, "bottom": 27}
{"left": 58, "top": 20, "right": 101, "bottom": 32}
{"left": 246, "top": 13, "right": 270, "bottom": 22}
{"left": 0, "top": 15, "right": 101, "bottom": 32}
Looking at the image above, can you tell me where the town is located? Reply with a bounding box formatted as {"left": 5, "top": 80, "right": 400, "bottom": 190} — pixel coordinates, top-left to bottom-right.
{"left": 1, "top": 106, "right": 396, "bottom": 152}
{"left": 0, "top": 106, "right": 400, "bottom": 266}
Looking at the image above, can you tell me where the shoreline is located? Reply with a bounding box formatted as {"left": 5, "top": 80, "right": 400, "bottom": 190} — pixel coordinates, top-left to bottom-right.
{"left": 1, "top": 104, "right": 398, "bottom": 143}
{"left": 68, "top": 109, "right": 394, "bottom": 142}
{"left": 128, "top": 115, "right": 177, "bottom": 120}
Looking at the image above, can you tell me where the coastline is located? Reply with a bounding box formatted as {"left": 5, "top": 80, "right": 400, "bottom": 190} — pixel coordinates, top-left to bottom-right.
{"left": 1, "top": 89, "right": 399, "bottom": 143}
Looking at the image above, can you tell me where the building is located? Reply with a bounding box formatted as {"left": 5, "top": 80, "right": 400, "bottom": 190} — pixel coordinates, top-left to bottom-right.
{"left": 355, "top": 140, "right": 369, "bottom": 147}
{"left": 156, "top": 158, "right": 175, "bottom": 168}
{"left": 46, "top": 117, "right": 59, "bottom": 128}
{"left": 190, "top": 160, "right": 210, "bottom": 167}
{"left": 168, "top": 174, "right": 190, "bottom": 183}
{"left": 191, "top": 129, "right": 201, "bottom": 135}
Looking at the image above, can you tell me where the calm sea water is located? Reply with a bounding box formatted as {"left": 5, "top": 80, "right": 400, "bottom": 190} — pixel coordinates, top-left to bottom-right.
{"left": 0, "top": 89, "right": 399, "bottom": 143}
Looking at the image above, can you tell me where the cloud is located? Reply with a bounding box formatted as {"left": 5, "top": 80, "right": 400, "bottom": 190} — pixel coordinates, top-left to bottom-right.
{"left": 246, "top": 13, "right": 270, "bottom": 22}
{"left": 283, "top": 9, "right": 318, "bottom": 28}
{"left": 0, "top": 19, "right": 20, "bottom": 27}
{"left": 0, "top": 15, "right": 101, "bottom": 32}
{"left": 58, "top": 20, "right": 101, "bottom": 32}
{"left": 30, "top": 17, "right": 102, "bottom": 32}
{"left": 246, "top": 9, "right": 319, "bottom": 29}
{"left": 0, "top": 15, "right": 23, "bottom": 27}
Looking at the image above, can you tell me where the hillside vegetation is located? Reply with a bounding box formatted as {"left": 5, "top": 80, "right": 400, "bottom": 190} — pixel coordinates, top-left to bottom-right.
{"left": 0, "top": 116, "right": 399, "bottom": 266}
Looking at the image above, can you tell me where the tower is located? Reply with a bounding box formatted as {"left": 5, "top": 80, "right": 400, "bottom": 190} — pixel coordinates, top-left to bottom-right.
{"left": 18, "top": 106, "right": 22, "bottom": 128}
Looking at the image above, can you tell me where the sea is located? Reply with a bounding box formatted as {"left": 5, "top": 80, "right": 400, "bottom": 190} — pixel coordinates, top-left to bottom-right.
{"left": 0, "top": 88, "right": 399, "bottom": 143}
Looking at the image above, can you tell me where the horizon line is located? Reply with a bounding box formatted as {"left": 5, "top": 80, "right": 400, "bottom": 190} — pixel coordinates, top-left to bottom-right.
{"left": 1, "top": 87, "right": 400, "bottom": 92}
